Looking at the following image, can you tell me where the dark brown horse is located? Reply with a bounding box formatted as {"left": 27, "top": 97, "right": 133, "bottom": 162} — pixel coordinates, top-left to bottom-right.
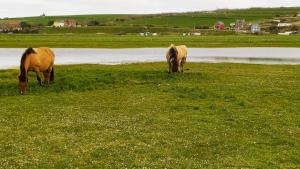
{"left": 166, "top": 44, "right": 187, "bottom": 73}
{"left": 18, "top": 47, "right": 55, "bottom": 94}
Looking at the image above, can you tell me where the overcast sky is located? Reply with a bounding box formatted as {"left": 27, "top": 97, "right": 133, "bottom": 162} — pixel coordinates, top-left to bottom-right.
{"left": 1, "top": 0, "right": 299, "bottom": 18}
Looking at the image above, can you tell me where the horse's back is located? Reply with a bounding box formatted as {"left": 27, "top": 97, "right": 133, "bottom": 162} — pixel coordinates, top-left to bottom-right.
{"left": 36, "top": 47, "right": 55, "bottom": 58}
{"left": 176, "top": 45, "right": 187, "bottom": 60}
{"left": 32, "top": 47, "right": 55, "bottom": 71}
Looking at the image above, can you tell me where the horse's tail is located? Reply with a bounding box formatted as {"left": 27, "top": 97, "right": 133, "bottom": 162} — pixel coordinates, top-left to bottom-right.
{"left": 50, "top": 67, "right": 54, "bottom": 82}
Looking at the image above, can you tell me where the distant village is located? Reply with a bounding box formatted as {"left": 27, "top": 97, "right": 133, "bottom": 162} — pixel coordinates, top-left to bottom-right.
{"left": 0, "top": 12, "right": 299, "bottom": 36}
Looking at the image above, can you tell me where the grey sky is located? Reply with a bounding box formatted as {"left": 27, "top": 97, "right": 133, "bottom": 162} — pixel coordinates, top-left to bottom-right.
{"left": 0, "top": 0, "right": 299, "bottom": 18}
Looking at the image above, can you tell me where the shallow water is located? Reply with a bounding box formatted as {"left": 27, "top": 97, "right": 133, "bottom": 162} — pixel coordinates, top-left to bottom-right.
{"left": 0, "top": 48, "right": 299, "bottom": 69}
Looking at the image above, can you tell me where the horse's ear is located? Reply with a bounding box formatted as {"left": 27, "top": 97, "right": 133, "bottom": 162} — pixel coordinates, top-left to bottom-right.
{"left": 171, "top": 45, "right": 178, "bottom": 54}
{"left": 25, "top": 47, "right": 36, "bottom": 55}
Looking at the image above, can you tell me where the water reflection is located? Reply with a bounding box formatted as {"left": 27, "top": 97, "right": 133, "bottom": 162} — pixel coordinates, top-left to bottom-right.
{"left": 0, "top": 48, "right": 299, "bottom": 69}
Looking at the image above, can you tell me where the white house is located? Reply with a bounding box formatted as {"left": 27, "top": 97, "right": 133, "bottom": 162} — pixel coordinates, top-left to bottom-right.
{"left": 139, "top": 32, "right": 151, "bottom": 36}
{"left": 251, "top": 24, "right": 261, "bottom": 34}
{"left": 273, "top": 19, "right": 281, "bottom": 23}
{"left": 278, "top": 31, "right": 297, "bottom": 35}
{"left": 53, "top": 21, "right": 64, "bottom": 27}
{"left": 278, "top": 23, "right": 292, "bottom": 27}
{"left": 278, "top": 32, "right": 292, "bottom": 35}
{"left": 229, "top": 23, "right": 235, "bottom": 28}
{"left": 192, "top": 32, "right": 201, "bottom": 36}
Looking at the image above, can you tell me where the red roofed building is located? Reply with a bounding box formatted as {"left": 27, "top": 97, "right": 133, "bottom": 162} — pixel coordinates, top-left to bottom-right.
{"left": 214, "top": 21, "right": 225, "bottom": 30}
{"left": 0, "top": 21, "right": 22, "bottom": 32}
{"left": 64, "top": 19, "right": 77, "bottom": 27}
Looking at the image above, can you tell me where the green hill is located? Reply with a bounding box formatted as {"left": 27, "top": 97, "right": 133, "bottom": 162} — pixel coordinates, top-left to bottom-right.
{"left": 1, "top": 7, "right": 299, "bottom": 28}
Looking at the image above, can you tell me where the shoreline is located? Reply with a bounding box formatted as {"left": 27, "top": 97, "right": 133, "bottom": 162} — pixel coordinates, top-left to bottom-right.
{"left": 2, "top": 62, "right": 300, "bottom": 71}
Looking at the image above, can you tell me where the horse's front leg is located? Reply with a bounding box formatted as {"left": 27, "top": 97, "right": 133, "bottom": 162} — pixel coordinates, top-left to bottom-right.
{"left": 180, "top": 61, "right": 184, "bottom": 73}
{"left": 177, "top": 60, "right": 182, "bottom": 73}
{"left": 35, "top": 69, "right": 42, "bottom": 86}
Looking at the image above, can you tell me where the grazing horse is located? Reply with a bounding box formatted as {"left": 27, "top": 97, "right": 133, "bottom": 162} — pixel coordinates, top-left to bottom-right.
{"left": 166, "top": 44, "right": 187, "bottom": 73}
{"left": 18, "top": 47, "right": 55, "bottom": 94}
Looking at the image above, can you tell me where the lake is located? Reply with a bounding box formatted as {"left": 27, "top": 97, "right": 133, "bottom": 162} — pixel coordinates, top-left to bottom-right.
{"left": 0, "top": 48, "right": 299, "bottom": 69}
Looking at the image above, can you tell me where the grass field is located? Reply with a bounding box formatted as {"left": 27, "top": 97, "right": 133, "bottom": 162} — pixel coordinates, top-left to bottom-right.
{"left": 39, "top": 26, "right": 193, "bottom": 35}
{"left": 0, "top": 63, "right": 299, "bottom": 168}
{"left": 0, "top": 34, "right": 300, "bottom": 48}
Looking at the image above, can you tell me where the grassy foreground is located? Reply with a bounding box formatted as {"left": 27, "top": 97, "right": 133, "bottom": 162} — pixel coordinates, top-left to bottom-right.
{"left": 1, "top": 34, "right": 300, "bottom": 48}
{"left": 0, "top": 63, "right": 299, "bottom": 168}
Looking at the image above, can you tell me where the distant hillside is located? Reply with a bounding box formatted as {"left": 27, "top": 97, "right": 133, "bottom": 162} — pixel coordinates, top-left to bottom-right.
{"left": 1, "top": 7, "right": 299, "bottom": 28}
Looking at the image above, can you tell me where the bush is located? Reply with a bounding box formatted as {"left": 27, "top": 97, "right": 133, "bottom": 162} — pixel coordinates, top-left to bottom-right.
{"left": 290, "top": 25, "right": 299, "bottom": 31}
{"left": 13, "top": 28, "right": 39, "bottom": 34}
{"left": 268, "top": 26, "right": 279, "bottom": 34}
{"left": 20, "top": 22, "right": 31, "bottom": 28}
{"left": 87, "top": 20, "right": 99, "bottom": 26}
{"left": 48, "top": 20, "right": 54, "bottom": 26}
{"left": 195, "top": 25, "right": 210, "bottom": 29}
{"left": 115, "top": 18, "right": 126, "bottom": 22}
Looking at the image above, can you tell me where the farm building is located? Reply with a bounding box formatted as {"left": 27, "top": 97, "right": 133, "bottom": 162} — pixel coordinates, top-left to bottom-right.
{"left": 229, "top": 23, "right": 235, "bottom": 28}
{"left": 53, "top": 20, "right": 77, "bottom": 27}
{"left": 0, "top": 21, "right": 22, "bottom": 32}
{"left": 235, "top": 19, "right": 246, "bottom": 30}
{"left": 214, "top": 21, "right": 225, "bottom": 30}
{"left": 0, "top": 23, "right": 4, "bottom": 32}
{"left": 251, "top": 24, "right": 261, "bottom": 34}
{"left": 278, "top": 31, "right": 297, "bottom": 35}
{"left": 140, "top": 32, "right": 159, "bottom": 36}
{"left": 182, "top": 33, "right": 191, "bottom": 36}
{"left": 192, "top": 32, "right": 201, "bottom": 36}
{"left": 139, "top": 32, "right": 151, "bottom": 36}
{"left": 273, "top": 19, "right": 281, "bottom": 23}
{"left": 278, "top": 23, "right": 292, "bottom": 27}
{"left": 64, "top": 19, "right": 77, "bottom": 27}
{"left": 53, "top": 21, "right": 64, "bottom": 27}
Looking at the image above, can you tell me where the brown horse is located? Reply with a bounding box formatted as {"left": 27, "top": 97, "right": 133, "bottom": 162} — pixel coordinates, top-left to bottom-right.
{"left": 166, "top": 44, "right": 187, "bottom": 73}
{"left": 18, "top": 47, "right": 55, "bottom": 94}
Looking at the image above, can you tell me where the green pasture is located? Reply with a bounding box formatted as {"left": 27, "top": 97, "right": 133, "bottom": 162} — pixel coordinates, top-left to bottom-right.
{"left": 0, "top": 63, "right": 299, "bottom": 168}
{"left": 0, "top": 34, "right": 300, "bottom": 48}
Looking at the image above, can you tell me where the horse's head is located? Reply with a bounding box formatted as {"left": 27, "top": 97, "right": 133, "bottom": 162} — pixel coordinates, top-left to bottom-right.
{"left": 18, "top": 73, "right": 28, "bottom": 94}
{"left": 18, "top": 47, "right": 35, "bottom": 94}
{"left": 169, "top": 46, "right": 178, "bottom": 72}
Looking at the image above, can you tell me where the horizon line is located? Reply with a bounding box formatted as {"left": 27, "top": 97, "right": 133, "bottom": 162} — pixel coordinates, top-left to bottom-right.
{"left": 1, "top": 6, "right": 299, "bottom": 19}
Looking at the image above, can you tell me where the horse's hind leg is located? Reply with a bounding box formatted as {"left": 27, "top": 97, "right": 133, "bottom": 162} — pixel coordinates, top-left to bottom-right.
{"left": 168, "top": 62, "right": 172, "bottom": 73}
{"left": 43, "top": 68, "right": 52, "bottom": 85}
{"left": 43, "top": 71, "right": 49, "bottom": 85}
{"left": 180, "top": 57, "right": 186, "bottom": 73}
